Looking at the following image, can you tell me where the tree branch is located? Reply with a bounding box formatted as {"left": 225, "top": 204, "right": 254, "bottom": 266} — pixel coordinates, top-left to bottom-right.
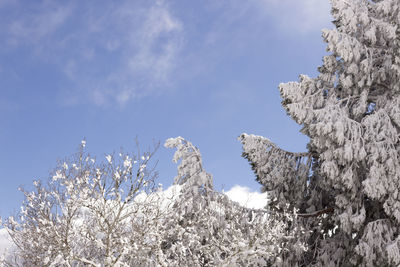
{"left": 297, "top": 207, "right": 334, "bottom": 218}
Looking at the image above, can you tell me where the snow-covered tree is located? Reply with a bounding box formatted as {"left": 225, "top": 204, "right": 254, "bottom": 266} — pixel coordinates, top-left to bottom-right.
{"left": 1, "top": 140, "right": 166, "bottom": 266}
{"left": 240, "top": 0, "right": 400, "bottom": 265}
{"left": 1, "top": 137, "right": 303, "bottom": 266}
{"left": 161, "top": 137, "right": 306, "bottom": 266}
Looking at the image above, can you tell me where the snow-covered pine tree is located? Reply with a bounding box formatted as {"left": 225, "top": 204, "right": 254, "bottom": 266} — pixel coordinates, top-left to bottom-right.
{"left": 240, "top": 0, "right": 400, "bottom": 265}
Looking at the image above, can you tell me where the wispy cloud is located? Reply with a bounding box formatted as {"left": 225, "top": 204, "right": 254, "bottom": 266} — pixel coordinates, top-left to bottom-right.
{"left": 0, "top": 0, "right": 184, "bottom": 107}
{"left": 0, "top": 0, "right": 331, "bottom": 108}
{"left": 85, "top": 1, "right": 183, "bottom": 107}
{"left": 130, "top": 2, "right": 183, "bottom": 81}
{"left": 204, "top": 0, "right": 331, "bottom": 46}
{"left": 255, "top": 0, "right": 332, "bottom": 34}
{"left": 7, "top": 4, "right": 72, "bottom": 44}
{"left": 113, "top": 1, "right": 184, "bottom": 106}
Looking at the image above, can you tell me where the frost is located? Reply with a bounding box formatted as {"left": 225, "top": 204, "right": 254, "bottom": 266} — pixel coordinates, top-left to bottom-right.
{"left": 2, "top": 1, "right": 400, "bottom": 266}
{"left": 1, "top": 138, "right": 303, "bottom": 266}
{"left": 123, "top": 157, "right": 132, "bottom": 168}
{"left": 105, "top": 154, "right": 112, "bottom": 164}
{"left": 239, "top": 0, "right": 400, "bottom": 265}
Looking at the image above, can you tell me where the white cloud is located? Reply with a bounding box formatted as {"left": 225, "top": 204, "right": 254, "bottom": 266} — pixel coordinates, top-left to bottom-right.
{"left": 224, "top": 185, "right": 268, "bottom": 209}
{"left": 136, "top": 184, "right": 268, "bottom": 210}
{"left": 135, "top": 184, "right": 268, "bottom": 210}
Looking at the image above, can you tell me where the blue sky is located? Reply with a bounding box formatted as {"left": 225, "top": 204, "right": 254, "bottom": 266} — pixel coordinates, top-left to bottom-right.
{"left": 0, "top": 0, "right": 332, "bottom": 217}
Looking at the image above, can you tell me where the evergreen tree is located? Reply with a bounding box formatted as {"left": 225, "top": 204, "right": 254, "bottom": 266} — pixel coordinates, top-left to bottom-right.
{"left": 240, "top": 0, "right": 400, "bottom": 265}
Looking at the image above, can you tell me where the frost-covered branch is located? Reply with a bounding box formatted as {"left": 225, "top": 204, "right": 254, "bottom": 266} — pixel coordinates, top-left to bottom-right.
{"left": 297, "top": 207, "right": 334, "bottom": 218}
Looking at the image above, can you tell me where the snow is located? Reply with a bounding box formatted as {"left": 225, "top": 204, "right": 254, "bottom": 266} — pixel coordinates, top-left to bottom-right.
{"left": 0, "top": 184, "right": 267, "bottom": 261}
{"left": 105, "top": 154, "right": 112, "bottom": 164}
{"left": 0, "top": 228, "right": 13, "bottom": 259}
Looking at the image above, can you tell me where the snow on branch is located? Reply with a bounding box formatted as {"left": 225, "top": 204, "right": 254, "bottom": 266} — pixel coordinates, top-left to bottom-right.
{"left": 239, "top": 133, "right": 311, "bottom": 209}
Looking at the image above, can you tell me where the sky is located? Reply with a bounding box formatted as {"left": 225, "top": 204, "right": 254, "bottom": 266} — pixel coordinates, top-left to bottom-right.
{"left": 0, "top": 0, "right": 332, "bottom": 218}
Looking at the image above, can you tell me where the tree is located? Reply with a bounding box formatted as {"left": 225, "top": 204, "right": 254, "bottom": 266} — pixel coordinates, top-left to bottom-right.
{"left": 161, "top": 137, "right": 306, "bottom": 266}
{"left": 2, "top": 140, "right": 166, "bottom": 266}
{"left": 240, "top": 0, "right": 400, "bottom": 265}
{"left": 1, "top": 137, "right": 303, "bottom": 266}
